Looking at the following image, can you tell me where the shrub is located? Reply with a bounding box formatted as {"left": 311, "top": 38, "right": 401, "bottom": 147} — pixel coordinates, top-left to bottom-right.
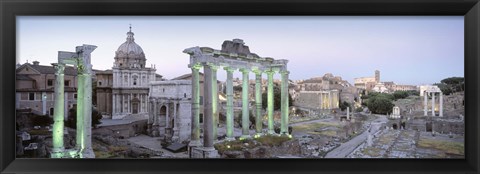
{"left": 32, "top": 115, "right": 53, "bottom": 127}
{"left": 65, "top": 106, "right": 102, "bottom": 129}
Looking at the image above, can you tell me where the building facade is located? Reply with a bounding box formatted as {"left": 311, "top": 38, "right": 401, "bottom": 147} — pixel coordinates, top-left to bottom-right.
{"left": 148, "top": 80, "right": 192, "bottom": 143}
{"left": 16, "top": 61, "right": 78, "bottom": 119}
{"left": 111, "top": 27, "right": 157, "bottom": 119}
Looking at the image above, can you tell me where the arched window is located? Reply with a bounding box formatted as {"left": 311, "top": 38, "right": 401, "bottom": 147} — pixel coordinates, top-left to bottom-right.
{"left": 133, "top": 77, "right": 137, "bottom": 86}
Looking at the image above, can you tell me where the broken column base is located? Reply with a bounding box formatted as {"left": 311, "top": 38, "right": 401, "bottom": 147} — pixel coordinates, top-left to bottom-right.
{"left": 50, "top": 147, "right": 65, "bottom": 158}
{"left": 188, "top": 140, "right": 202, "bottom": 158}
{"left": 191, "top": 146, "right": 219, "bottom": 158}
{"left": 79, "top": 147, "right": 96, "bottom": 158}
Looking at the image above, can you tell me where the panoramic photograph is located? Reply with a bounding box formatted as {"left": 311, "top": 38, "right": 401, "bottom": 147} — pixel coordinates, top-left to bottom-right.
{"left": 15, "top": 16, "right": 464, "bottom": 158}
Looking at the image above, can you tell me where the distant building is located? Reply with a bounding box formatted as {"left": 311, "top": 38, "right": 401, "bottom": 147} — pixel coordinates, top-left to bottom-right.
{"left": 16, "top": 61, "right": 78, "bottom": 119}
{"left": 354, "top": 70, "right": 379, "bottom": 91}
{"left": 111, "top": 27, "right": 158, "bottom": 119}
{"left": 355, "top": 70, "right": 418, "bottom": 93}
{"left": 93, "top": 69, "right": 113, "bottom": 117}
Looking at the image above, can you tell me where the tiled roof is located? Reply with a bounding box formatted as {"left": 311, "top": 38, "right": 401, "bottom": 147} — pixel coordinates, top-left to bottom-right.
{"left": 29, "top": 64, "right": 78, "bottom": 75}
{"left": 16, "top": 74, "right": 35, "bottom": 81}
{"left": 18, "top": 63, "right": 78, "bottom": 76}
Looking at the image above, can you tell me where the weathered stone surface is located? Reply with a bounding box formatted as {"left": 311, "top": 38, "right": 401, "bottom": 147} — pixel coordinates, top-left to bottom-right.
{"left": 221, "top": 39, "right": 251, "bottom": 55}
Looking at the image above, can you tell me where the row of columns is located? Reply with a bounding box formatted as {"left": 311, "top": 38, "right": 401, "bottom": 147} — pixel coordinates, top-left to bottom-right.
{"left": 423, "top": 91, "right": 443, "bottom": 117}
{"left": 112, "top": 93, "right": 148, "bottom": 114}
{"left": 51, "top": 64, "right": 94, "bottom": 158}
{"left": 113, "top": 71, "right": 153, "bottom": 87}
{"left": 190, "top": 63, "right": 290, "bottom": 149}
{"left": 311, "top": 91, "right": 338, "bottom": 110}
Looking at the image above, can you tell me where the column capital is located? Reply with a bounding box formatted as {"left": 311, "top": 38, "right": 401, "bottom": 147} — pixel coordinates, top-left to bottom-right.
{"left": 52, "top": 63, "right": 65, "bottom": 75}
{"left": 240, "top": 68, "right": 250, "bottom": 73}
{"left": 252, "top": 69, "right": 263, "bottom": 75}
{"left": 223, "top": 66, "right": 236, "bottom": 72}
{"left": 189, "top": 63, "right": 202, "bottom": 70}
{"left": 265, "top": 69, "right": 275, "bottom": 75}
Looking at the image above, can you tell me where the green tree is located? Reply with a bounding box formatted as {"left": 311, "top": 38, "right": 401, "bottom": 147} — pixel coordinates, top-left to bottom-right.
{"left": 261, "top": 86, "right": 293, "bottom": 111}
{"left": 392, "top": 91, "right": 409, "bottom": 100}
{"left": 339, "top": 101, "right": 351, "bottom": 111}
{"left": 366, "top": 94, "right": 394, "bottom": 115}
{"left": 437, "top": 77, "right": 464, "bottom": 95}
{"left": 65, "top": 106, "right": 102, "bottom": 129}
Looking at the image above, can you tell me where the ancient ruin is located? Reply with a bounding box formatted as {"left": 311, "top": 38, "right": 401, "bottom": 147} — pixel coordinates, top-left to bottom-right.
{"left": 147, "top": 80, "right": 192, "bottom": 143}
{"left": 422, "top": 85, "right": 443, "bottom": 117}
{"left": 51, "top": 44, "right": 96, "bottom": 158}
{"left": 183, "top": 39, "right": 290, "bottom": 158}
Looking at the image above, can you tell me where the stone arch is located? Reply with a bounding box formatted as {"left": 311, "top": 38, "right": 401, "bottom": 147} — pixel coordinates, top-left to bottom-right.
{"left": 159, "top": 105, "right": 167, "bottom": 127}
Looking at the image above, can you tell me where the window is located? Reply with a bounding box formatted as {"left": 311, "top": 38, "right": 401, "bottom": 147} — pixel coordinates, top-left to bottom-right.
{"left": 184, "top": 93, "right": 187, "bottom": 98}
{"left": 133, "top": 78, "right": 137, "bottom": 86}
{"left": 163, "top": 88, "right": 165, "bottom": 92}
{"left": 50, "top": 108, "right": 54, "bottom": 116}
{"left": 98, "top": 81, "right": 102, "bottom": 86}
{"left": 199, "top": 114, "right": 203, "bottom": 123}
{"left": 47, "top": 79, "right": 53, "bottom": 86}
{"left": 64, "top": 80, "right": 70, "bottom": 87}
{"left": 74, "top": 93, "right": 77, "bottom": 99}
{"left": 29, "top": 93, "right": 35, "bottom": 100}
{"left": 199, "top": 96, "right": 203, "bottom": 105}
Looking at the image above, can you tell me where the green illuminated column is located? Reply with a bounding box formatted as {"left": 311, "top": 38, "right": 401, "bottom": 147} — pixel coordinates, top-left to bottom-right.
{"left": 280, "top": 71, "right": 289, "bottom": 135}
{"left": 224, "top": 67, "right": 235, "bottom": 140}
{"left": 241, "top": 68, "right": 250, "bottom": 138}
{"left": 51, "top": 63, "right": 65, "bottom": 158}
{"left": 76, "top": 73, "right": 85, "bottom": 155}
{"left": 83, "top": 66, "right": 94, "bottom": 158}
{"left": 203, "top": 64, "right": 214, "bottom": 147}
{"left": 254, "top": 70, "right": 263, "bottom": 135}
{"left": 211, "top": 65, "right": 218, "bottom": 140}
{"left": 266, "top": 70, "right": 275, "bottom": 134}
{"left": 76, "top": 64, "right": 94, "bottom": 158}
{"left": 190, "top": 65, "right": 201, "bottom": 145}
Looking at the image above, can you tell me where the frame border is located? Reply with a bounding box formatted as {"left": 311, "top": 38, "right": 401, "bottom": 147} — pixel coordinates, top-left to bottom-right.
{"left": 1, "top": 0, "right": 479, "bottom": 173}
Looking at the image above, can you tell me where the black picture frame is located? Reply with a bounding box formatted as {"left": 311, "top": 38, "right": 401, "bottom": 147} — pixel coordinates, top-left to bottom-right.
{"left": 1, "top": 0, "right": 479, "bottom": 173}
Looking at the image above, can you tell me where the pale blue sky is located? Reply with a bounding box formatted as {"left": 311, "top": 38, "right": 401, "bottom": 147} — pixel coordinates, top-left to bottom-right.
{"left": 17, "top": 16, "right": 464, "bottom": 85}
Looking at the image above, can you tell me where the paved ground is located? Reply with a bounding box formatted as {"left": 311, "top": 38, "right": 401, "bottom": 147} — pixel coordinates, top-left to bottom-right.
{"left": 127, "top": 135, "right": 189, "bottom": 158}
{"left": 98, "top": 117, "right": 145, "bottom": 127}
{"left": 324, "top": 115, "right": 388, "bottom": 158}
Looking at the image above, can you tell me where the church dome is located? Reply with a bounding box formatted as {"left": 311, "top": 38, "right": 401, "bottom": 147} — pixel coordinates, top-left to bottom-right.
{"left": 114, "top": 26, "right": 147, "bottom": 69}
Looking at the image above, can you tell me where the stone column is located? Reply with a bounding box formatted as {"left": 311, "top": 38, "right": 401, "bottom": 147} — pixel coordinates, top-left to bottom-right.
{"left": 224, "top": 67, "right": 235, "bottom": 140}
{"left": 112, "top": 94, "right": 116, "bottom": 114}
{"left": 241, "top": 68, "right": 250, "bottom": 138}
{"left": 280, "top": 71, "right": 289, "bottom": 135}
{"left": 172, "top": 101, "right": 179, "bottom": 141}
{"left": 328, "top": 91, "right": 331, "bottom": 109}
{"left": 140, "top": 94, "right": 143, "bottom": 113}
{"left": 190, "top": 65, "right": 201, "bottom": 146}
{"left": 51, "top": 64, "right": 65, "bottom": 158}
{"left": 439, "top": 92, "right": 443, "bottom": 117}
{"left": 424, "top": 91, "right": 428, "bottom": 116}
{"left": 76, "top": 64, "right": 94, "bottom": 158}
{"left": 42, "top": 92, "right": 47, "bottom": 115}
{"left": 254, "top": 70, "right": 263, "bottom": 135}
{"left": 152, "top": 99, "right": 159, "bottom": 136}
{"left": 127, "top": 94, "right": 131, "bottom": 114}
{"left": 211, "top": 66, "right": 219, "bottom": 140}
{"left": 431, "top": 92, "right": 435, "bottom": 116}
{"left": 203, "top": 64, "right": 214, "bottom": 147}
{"left": 320, "top": 92, "right": 325, "bottom": 109}
{"left": 346, "top": 106, "right": 350, "bottom": 120}
{"left": 266, "top": 70, "right": 275, "bottom": 134}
